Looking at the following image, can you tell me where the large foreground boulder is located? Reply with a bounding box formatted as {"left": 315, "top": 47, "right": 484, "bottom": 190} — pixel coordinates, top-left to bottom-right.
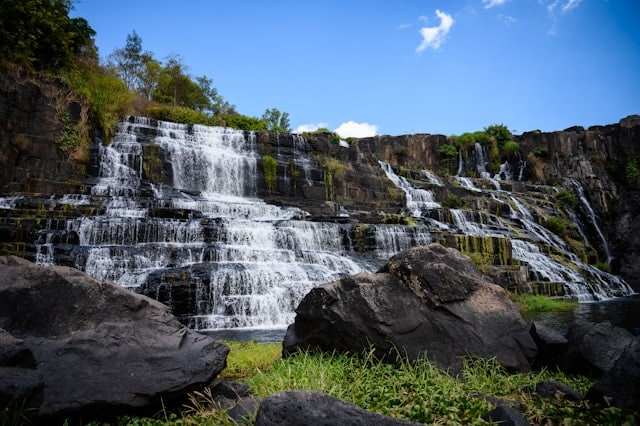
{"left": 0, "top": 256, "right": 229, "bottom": 420}
{"left": 283, "top": 244, "right": 537, "bottom": 373}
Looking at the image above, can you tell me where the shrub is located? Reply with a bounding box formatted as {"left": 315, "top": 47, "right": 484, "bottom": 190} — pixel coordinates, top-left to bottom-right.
{"left": 146, "top": 104, "right": 208, "bottom": 125}
{"left": 323, "top": 158, "right": 345, "bottom": 200}
{"left": 543, "top": 217, "right": 567, "bottom": 237}
{"left": 67, "top": 68, "right": 131, "bottom": 143}
{"left": 438, "top": 144, "right": 458, "bottom": 159}
{"left": 443, "top": 193, "right": 463, "bottom": 209}
{"left": 502, "top": 141, "right": 520, "bottom": 156}
{"left": 262, "top": 155, "right": 278, "bottom": 193}
{"left": 626, "top": 158, "right": 640, "bottom": 184}
{"left": 555, "top": 189, "right": 577, "bottom": 207}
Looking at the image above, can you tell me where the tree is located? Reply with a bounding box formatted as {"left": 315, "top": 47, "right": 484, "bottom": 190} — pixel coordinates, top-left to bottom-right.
{"left": 0, "top": 0, "right": 96, "bottom": 72}
{"left": 261, "top": 108, "right": 291, "bottom": 133}
{"left": 196, "top": 75, "right": 233, "bottom": 115}
{"left": 107, "top": 30, "right": 146, "bottom": 91}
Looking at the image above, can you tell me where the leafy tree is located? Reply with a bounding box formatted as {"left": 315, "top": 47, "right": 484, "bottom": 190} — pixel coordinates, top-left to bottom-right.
{"left": 0, "top": 0, "right": 96, "bottom": 72}
{"left": 261, "top": 108, "right": 291, "bottom": 133}
{"left": 107, "top": 30, "right": 146, "bottom": 91}
{"left": 196, "top": 75, "right": 233, "bottom": 115}
{"left": 137, "top": 55, "right": 162, "bottom": 100}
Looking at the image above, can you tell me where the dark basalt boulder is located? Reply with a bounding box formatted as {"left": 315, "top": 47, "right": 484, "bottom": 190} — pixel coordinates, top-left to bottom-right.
{"left": 0, "top": 256, "right": 229, "bottom": 421}
{"left": 562, "top": 321, "right": 640, "bottom": 409}
{"left": 283, "top": 244, "right": 537, "bottom": 373}
{"left": 254, "top": 390, "right": 420, "bottom": 426}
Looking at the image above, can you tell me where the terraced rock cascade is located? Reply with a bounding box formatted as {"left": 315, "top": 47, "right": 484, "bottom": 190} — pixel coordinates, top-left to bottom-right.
{"left": 1, "top": 110, "right": 638, "bottom": 331}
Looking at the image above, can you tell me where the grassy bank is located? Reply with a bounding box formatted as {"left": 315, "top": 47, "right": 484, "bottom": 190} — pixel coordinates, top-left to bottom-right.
{"left": 72, "top": 340, "right": 634, "bottom": 425}
{"left": 510, "top": 293, "right": 578, "bottom": 314}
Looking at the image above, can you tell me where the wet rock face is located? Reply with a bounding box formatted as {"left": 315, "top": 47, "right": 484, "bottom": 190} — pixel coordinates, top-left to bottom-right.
{"left": 283, "top": 244, "right": 537, "bottom": 373}
{"left": 0, "top": 256, "right": 229, "bottom": 421}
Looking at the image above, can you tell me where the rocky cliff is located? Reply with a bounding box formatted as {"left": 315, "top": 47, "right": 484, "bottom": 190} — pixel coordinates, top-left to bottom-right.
{"left": 1, "top": 70, "right": 639, "bottom": 304}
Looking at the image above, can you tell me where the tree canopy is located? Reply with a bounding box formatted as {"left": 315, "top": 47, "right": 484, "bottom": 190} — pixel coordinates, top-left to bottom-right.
{"left": 2, "top": 4, "right": 290, "bottom": 133}
{"left": 0, "top": 0, "right": 96, "bottom": 72}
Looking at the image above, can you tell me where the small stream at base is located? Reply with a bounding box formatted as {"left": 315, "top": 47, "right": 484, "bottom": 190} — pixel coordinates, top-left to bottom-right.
{"left": 523, "top": 294, "right": 640, "bottom": 338}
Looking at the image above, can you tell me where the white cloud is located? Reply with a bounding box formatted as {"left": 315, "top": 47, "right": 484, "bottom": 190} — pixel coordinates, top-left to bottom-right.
{"left": 334, "top": 121, "right": 378, "bottom": 139}
{"left": 398, "top": 23, "right": 412, "bottom": 30}
{"left": 293, "top": 122, "right": 327, "bottom": 133}
{"left": 561, "top": 0, "right": 582, "bottom": 12}
{"left": 483, "top": 0, "right": 508, "bottom": 9}
{"left": 415, "top": 9, "right": 455, "bottom": 52}
{"left": 544, "top": 0, "right": 582, "bottom": 15}
{"left": 499, "top": 14, "right": 517, "bottom": 26}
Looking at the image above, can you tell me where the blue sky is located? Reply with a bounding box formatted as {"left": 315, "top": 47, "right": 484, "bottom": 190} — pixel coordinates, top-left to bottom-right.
{"left": 71, "top": 1, "right": 640, "bottom": 137}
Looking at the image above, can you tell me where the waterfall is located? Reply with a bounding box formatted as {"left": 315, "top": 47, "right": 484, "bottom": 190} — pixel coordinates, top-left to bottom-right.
{"left": 474, "top": 143, "right": 491, "bottom": 178}
{"left": 380, "top": 168, "right": 633, "bottom": 301}
{"left": 29, "top": 116, "right": 635, "bottom": 331}
{"left": 35, "top": 117, "right": 376, "bottom": 330}
{"left": 379, "top": 161, "right": 440, "bottom": 216}
{"left": 571, "top": 179, "right": 613, "bottom": 264}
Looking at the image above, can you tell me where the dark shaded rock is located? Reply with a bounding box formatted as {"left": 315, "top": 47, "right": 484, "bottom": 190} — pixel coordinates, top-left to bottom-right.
{"left": 585, "top": 334, "right": 640, "bottom": 410}
{"left": 225, "top": 397, "right": 261, "bottom": 425}
{"left": 559, "top": 321, "right": 640, "bottom": 409}
{"left": 0, "top": 366, "right": 43, "bottom": 409}
{"left": 0, "top": 255, "right": 229, "bottom": 420}
{"left": 529, "top": 322, "right": 568, "bottom": 369}
{"left": 211, "top": 381, "right": 252, "bottom": 399}
{"left": 562, "top": 321, "right": 634, "bottom": 376}
{"left": 254, "top": 390, "right": 420, "bottom": 426}
{"left": 0, "top": 328, "right": 36, "bottom": 368}
{"left": 535, "top": 380, "right": 584, "bottom": 401}
{"left": 484, "top": 405, "right": 531, "bottom": 426}
{"left": 284, "top": 244, "right": 537, "bottom": 373}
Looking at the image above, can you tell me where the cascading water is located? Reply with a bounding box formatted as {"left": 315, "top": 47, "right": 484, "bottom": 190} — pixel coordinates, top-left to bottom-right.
{"left": 571, "top": 179, "right": 613, "bottom": 264}
{"left": 474, "top": 143, "right": 491, "bottom": 179}
{"left": 379, "top": 160, "right": 440, "bottom": 215}
{"left": 379, "top": 163, "right": 634, "bottom": 301}
{"left": 34, "top": 117, "right": 376, "bottom": 330}
{"left": 25, "top": 117, "right": 636, "bottom": 334}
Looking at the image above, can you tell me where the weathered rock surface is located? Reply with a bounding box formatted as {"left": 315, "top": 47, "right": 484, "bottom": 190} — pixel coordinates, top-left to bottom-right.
{"left": 0, "top": 255, "right": 229, "bottom": 420}
{"left": 561, "top": 321, "right": 640, "bottom": 409}
{"left": 254, "top": 390, "right": 420, "bottom": 426}
{"left": 283, "top": 244, "right": 537, "bottom": 373}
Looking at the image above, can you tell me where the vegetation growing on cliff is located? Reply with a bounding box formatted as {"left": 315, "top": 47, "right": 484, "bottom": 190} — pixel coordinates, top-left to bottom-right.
{"left": 262, "top": 155, "right": 278, "bottom": 193}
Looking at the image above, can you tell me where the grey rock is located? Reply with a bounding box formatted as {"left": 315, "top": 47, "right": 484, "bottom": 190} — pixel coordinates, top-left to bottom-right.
{"left": 284, "top": 244, "right": 537, "bottom": 373}
{"left": 0, "top": 256, "right": 229, "bottom": 420}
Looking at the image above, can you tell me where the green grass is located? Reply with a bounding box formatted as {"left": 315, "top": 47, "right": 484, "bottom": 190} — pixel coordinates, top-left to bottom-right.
{"left": 510, "top": 293, "right": 578, "bottom": 314}
{"left": 16, "top": 339, "right": 637, "bottom": 425}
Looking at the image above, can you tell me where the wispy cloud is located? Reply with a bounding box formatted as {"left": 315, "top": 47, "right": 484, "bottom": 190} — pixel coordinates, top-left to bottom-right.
{"left": 483, "top": 0, "right": 508, "bottom": 9}
{"left": 561, "top": 0, "right": 583, "bottom": 12}
{"left": 542, "top": 0, "right": 583, "bottom": 35}
{"left": 415, "top": 9, "right": 455, "bottom": 53}
{"left": 498, "top": 14, "right": 517, "bottom": 26}
{"left": 398, "top": 23, "right": 412, "bottom": 30}
{"left": 545, "top": 0, "right": 583, "bottom": 14}
{"left": 334, "top": 121, "right": 378, "bottom": 138}
{"left": 293, "top": 122, "right": 327, "bottom": 134}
